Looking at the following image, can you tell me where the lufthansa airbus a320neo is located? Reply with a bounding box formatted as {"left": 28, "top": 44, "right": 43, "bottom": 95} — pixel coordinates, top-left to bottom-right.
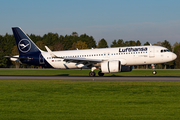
{"left": 6, "top": 27, "right": 177, "bottom": 76}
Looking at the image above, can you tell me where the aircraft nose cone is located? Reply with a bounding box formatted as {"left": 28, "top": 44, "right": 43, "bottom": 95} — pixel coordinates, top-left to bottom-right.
{"left": 172, "top": 53, "right": 177, "bottom": 60}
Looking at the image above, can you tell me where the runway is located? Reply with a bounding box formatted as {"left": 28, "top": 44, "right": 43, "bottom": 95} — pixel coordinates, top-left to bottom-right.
{"left": 0, "top": 75, "right": 180, "bottom": 81}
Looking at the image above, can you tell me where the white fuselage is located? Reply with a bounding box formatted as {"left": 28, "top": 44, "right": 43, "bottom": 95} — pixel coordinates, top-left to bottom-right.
{"left": 40, "top": 46, "right": 176, "bottom": 69}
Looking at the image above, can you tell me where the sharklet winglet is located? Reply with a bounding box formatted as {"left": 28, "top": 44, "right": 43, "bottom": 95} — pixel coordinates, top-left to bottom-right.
{"left": 45, "top": 46, "right": 57, "bottom": 58}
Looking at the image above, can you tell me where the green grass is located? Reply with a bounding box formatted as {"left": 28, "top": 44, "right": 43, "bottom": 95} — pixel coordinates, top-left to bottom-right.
{"left": 0, "top": 80, "right": 180, "bottom": 120}
{"left": 0, "top": 69, "right": 180, "bottom": 76}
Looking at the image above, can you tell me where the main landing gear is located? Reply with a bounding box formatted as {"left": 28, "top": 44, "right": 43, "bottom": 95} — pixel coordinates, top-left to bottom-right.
{"left": 89, "top": 67, "right": 104, "bottom": 77}
{"left": 98, "top": 71, "right": 104, "bottom": 76}
{"left": 151, "top": 64, "right": 157, "bottom": 75}
{"left": 89, "top": 71, "right": 104, "bottom": 77}
{"left": 89, "top": 71, "right": 96, "bottom": 77}
{"left": 89, "top": 67, "right": 96, "bottom": 77}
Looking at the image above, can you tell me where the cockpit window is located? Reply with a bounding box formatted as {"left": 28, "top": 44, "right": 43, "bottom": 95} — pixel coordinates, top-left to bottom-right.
{"left": 161, "top": 49, "right": 170, "bottom": 53}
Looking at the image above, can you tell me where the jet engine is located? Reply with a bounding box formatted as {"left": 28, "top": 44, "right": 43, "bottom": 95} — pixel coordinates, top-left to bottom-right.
{"left": 101, "top": 60, "right": 132, "bottom": 73}
{"left": 101, "top": 60, "right": 121, "bottom": 73}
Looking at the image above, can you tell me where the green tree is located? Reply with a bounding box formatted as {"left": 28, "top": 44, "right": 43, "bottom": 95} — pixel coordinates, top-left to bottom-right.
{"left": 161, "top": 40, "right": 172, "bottom": 51}
{"left": 63, "top": 35, "right": 73, "bottom": 50}
{"left": 117, "top": 39, "right": 124, "bottom": 47}
{"left": 144, "top": 42, "right": 150, "bottom": 46}
{"left": 53, "top": 42, "right": 64, "bottom": 51}
{"left": 36, "top": 41, "right": 46, "bottom": 51}
{"left": 11, "top": 45, "right": 19, "bottom": 56}
{"left": 29, "top": 34, "right": 42, "bottom": 44}
{"left": 43, "top": 33, "right": 59, "bottom": 47}
{"left": 72, "top": 32, "right": 78, "bottom": 37}
{"left": 129, "top": 40, "right": 136, "bottom": 46}
{"left": 98, "top": 38, "right": 108, "bottom": 48}
{"left": 124, "top": 40, "right": 136, "bottom": 46}
{"left": 69, "top": 41, "right": 88, "bottom": 50}
{"left": 136, "top": 40, "right": 141, "bottom": 46}
{"left": 79, "top": 34, "right": 96, "bottom": 48}
{"left": 1, "top": 34, "right": 15, "bottom": 67}
{"left": 111, "top": 40, "right": 118, "bottom": 47}
{"left": 0, "top": 48, "right": 8, "bottom": 67}
{"left": 111, "top": 39, "right": 124, "bottom": 47}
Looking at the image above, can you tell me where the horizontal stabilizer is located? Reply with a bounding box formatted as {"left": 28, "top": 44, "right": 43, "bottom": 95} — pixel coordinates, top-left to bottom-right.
{"left": 5, "top": 55, "right": 29, "bottom": 60}
{"left": 4, "top": 55, "right": 27, "bottom": 63}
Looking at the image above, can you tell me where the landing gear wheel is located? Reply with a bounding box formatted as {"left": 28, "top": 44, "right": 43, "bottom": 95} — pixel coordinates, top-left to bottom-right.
{"left": 152, "top": 70, "right": 157, "bottom": 75}
{"left": 89, "top": 71, "right": 96, "bottom": 77}
{"left": 98, "top": 71, "right": 104, "bottom": 76}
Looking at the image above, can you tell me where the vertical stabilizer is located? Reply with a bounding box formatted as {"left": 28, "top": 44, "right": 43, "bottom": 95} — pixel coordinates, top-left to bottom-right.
{"left": 12, "top": 27, "right": 41, "bottom": 55}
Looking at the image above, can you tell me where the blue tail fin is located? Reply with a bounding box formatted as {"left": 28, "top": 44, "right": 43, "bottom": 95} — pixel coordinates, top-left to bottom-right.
{"left": 12, "top": 27, "right": 41, "bottom": 55}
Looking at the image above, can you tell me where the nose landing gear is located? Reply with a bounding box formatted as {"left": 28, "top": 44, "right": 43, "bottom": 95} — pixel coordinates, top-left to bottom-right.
{"left": 151, "top": 64, "right": 157, "bottom": 75}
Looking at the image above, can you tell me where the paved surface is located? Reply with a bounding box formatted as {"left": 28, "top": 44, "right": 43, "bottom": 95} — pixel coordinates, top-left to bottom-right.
{"left": 0, "top": 75, "right": 180, "bottom": 81}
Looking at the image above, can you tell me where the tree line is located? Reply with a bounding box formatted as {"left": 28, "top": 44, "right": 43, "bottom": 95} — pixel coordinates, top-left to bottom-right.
{"left": 0, "top": 32, "right": 180, "bottom": 69}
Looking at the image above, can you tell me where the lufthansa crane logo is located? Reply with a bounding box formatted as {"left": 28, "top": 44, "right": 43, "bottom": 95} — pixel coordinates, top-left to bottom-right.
{"left": 18, "top": 39, "right": 31, "bottom": 53}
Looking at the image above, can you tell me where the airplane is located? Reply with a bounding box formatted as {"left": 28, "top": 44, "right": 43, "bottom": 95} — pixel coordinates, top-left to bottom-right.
{"left": 6, "top": 27, "right": 177, "bottom": 76}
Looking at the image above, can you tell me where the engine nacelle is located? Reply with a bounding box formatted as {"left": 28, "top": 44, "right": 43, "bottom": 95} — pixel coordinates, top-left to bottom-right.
{"left": 101, "top": 60, "right": 121, "bottom": 73}
{"left": 101, "top": 60, "right": 133, "bottom": 73}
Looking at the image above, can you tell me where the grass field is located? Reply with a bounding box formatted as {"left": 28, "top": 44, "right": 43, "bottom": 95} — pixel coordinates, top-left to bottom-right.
{"left": 0, "top": 69, "right": 180, "bottom": 76}
{"left": 0, "top": 80, "right": 180, "bottom": 120}
{"left": 0, "top": 69, "right": 180, "bottom": 119}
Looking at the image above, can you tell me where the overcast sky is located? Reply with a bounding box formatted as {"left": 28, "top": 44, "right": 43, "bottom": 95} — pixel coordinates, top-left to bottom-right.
{"left": 1, "top": 0, "right": 180, "bottom": 46}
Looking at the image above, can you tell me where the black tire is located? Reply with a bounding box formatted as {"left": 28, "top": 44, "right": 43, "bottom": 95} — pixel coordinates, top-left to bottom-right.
{"left": 98, "top": 71, "right": 104, "bottom": 76}
{"left": 89, "top": 71, "right": 96, "bottom": 77}
{"left": 152, "top": 71, "right": 157, "bottom": 75}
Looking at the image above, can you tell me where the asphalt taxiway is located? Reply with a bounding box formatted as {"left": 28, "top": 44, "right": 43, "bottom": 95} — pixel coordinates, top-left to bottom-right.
{"left": 0, "top": 75, "right": 180, "bottom": 81}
